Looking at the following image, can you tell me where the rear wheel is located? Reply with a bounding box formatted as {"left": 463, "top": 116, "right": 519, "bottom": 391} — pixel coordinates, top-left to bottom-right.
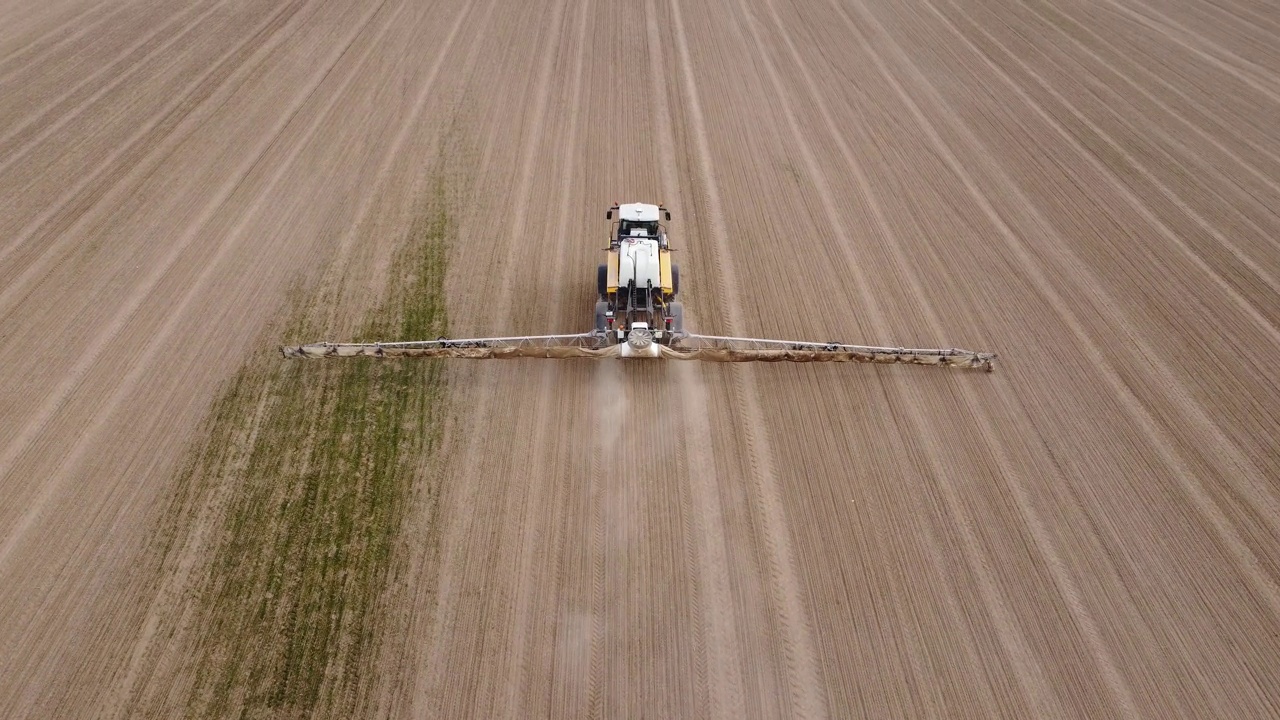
{"left": 671, "top": 264, "right": 680, "bottom": 295}
{"left": 597, "top": 264, "right": 608, "bottom": 298}
{"left": 669, "top": 301, "right": 684, "bottom": 333}
{"left": 594, "top": 301, "right": 609, "bottom": 332}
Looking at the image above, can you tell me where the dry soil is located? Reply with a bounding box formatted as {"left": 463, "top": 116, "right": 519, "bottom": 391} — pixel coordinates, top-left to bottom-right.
{"left": 2, "top": 0, "right": 1279, "bottom": 717}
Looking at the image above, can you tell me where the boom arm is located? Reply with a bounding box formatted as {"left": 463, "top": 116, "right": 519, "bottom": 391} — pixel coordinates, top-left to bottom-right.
{"left": 281, "top": 333, "right": 611, "bottom": 359}
{"left": 662, "top": 334, "right": 994, "bottom": 370}
{"left": 282, "top": 331, "right": 996, "bottom": 370}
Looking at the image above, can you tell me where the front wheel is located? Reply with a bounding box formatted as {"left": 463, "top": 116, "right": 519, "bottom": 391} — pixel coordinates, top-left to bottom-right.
{"left": 668, "top": 301, "right": 684, "bottom": 334}
{"left": 595, "top": 301, "right": 609, "bottom": 332}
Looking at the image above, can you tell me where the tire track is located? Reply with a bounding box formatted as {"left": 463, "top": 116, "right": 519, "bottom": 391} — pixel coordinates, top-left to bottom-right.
{"left": 1004, "top": 0, "right": 1280, "bottom": 222}
{"left": 321, "top": 0, "right": 505, "bottom": 712}
{"left": 0, "top": 0, "right": 130, "bottom": 82}
{"left": 925, "top": 0, "right": 1280, "bottom": 336}
{"left": 1101, "top": 0, "right": 1280, "bottom": 99}
{"left": 668, "top": 366, "right": 713, "bottom": 715}
{"left": 749, "top": 0, "right": 1141, "bottom": 714}
{"left": 446, "top": 0, "right": 570, "bottom": 710}
{"left": 528, "top": 383, "right": 593, "bottom": 718}
{"left": 497, "top": 1, "right": 588, "bottom": 713}
{"left": 324, "top": 1, "right": 488, "bottom": 713}
{"left": 832, "top": 0, "right": 1280, "bottom": 621}
{"left": 666, "top": 365, "right": 748, "bottom": 718}
{"left": 21, "top": 5, "right": 452, "bottom": 703}
{"left": 0, "top": 0, "right": 431, "bottom": 707}
{"left": 103, "top": 376, "right": 277, "bottom": 717}
{"left": 739, "top": 0, "right": 1070, "bottom": 715}
{"left": 929, "top": 0, "right": 1280, "bottom": 448}
{"left": 469, "top": 6, "right": 574, "bottom": 705}
{"left": 1164, "top": 0, "right": 1280, "bottom": 63}
{"left": 643, "top": 2, "right": 715, "bottom": 716}
{"left": 908, "top": 0, "right": 1280, "bottom": 531}
{"left": 600, "top": 367, "right": 653, "bottom": 718}
{"left": 317, "top": 0, "right": 479, "bottom": 281}
{"left": 1203, "top": 0, "right": 1280, "bottom": 37}
{"left": 533, "top": 374, "right": 599, "bottom": 718}
{"left": 0, "top": 0, "right": 220, "bottom": 165}
{"left": 107, "top": 0, "right": 482, "bottom": 704}
{"left": 0, "top": 0, "right": 313, "bottom": 475}
{"left": 666, "top": 0, "right": 825, "bottom": 716}
{"left": 540, "top": 365, "right": 601, "bottom": 718}
{"left": 586, "top": 373, "right": 610, "bottom": 719}
{"left": 1019, "top": 0, "right": 1280, "bottom": 186}
{"left": 0, "top": 0, "right": 395, "bottom": 572}
{"left": 411, "top": 0, "right": 566, "bottom": 714}
{"left": 0, "top": 0, "right": 314, "bottom": 311}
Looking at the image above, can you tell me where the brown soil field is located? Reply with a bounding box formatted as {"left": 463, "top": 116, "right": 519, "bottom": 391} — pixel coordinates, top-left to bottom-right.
{"left": 2, "top": 0, "right": 1279, "bottom": 717}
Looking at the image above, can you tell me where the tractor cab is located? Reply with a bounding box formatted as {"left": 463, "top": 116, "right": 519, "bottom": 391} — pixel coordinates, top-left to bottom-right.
{"left": 606, "top": 202, "right": 671, "bottom": 248}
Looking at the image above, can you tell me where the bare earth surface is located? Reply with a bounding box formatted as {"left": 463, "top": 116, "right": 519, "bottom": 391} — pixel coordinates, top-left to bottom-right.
{"left": 2, "top": 0, "right": 1280, "bottom": 717}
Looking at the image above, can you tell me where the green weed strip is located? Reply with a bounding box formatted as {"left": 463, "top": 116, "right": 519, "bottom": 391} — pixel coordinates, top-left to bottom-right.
{"left": 172, "top": 201, "right": 450, "bottom": 717}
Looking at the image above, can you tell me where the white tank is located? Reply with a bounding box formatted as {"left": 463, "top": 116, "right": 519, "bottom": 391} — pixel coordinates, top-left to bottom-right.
{"left": 620, "top": 238, "right": 661, "bottom": 290}
{"left": 618, "top": 254, "right": 635, "bottom": 288}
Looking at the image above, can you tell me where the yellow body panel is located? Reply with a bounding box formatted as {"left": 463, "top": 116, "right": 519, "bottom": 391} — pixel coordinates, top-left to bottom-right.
{"left": 606, "top": 250, "right": 619, "bottom": 292}
{"left": 659, "top": 249, "right": 673, "bottom": 294}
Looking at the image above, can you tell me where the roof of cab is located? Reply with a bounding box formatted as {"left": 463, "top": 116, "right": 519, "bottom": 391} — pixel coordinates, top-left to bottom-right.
{"left": 617, "top": 202, "right": 660, "bottom": 222}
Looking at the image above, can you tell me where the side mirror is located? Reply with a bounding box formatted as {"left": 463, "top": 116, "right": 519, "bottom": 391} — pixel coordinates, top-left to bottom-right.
{"left": 606, "top": 210, "right": 612, "bottom": 220}
{"left": 664, "top": 211, "right": 671, "bottom": 221}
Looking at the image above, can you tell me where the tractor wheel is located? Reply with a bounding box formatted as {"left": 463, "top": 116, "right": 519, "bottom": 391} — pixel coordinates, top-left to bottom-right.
{"left": 671, "top": 264, "right": 680, "bottom": 296}
{"left": 597, "top": 264, "right": 608, "bottom": 298}
{"left": 595, "top": 301, "right": 609, "bottom": 332}
{"left": 669, "top": 301, "right": 684, "bottom": 333}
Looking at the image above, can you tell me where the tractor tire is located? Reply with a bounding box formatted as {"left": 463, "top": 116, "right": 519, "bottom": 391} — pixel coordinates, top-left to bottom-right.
{"left": 597, "top": 264, "right": 608, "bottom": 298}
{"left": 595, "top": 301, "right": 609, "bottom": 332}
{"left": 671, "top": 264, "right": 680, "bottom": 296}
{"left": 669, "top": 301, "right": 684, "bottom": 333}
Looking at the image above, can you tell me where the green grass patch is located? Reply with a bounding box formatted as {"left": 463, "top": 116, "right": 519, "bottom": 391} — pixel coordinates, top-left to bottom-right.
{"left": 170, "top": 184, "right": 454, "bottom": 718}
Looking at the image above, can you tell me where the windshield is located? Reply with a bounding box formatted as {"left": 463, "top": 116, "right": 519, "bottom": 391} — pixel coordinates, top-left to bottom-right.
{"left": 620, "top": 220, "right": 659, "bottom": 236}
